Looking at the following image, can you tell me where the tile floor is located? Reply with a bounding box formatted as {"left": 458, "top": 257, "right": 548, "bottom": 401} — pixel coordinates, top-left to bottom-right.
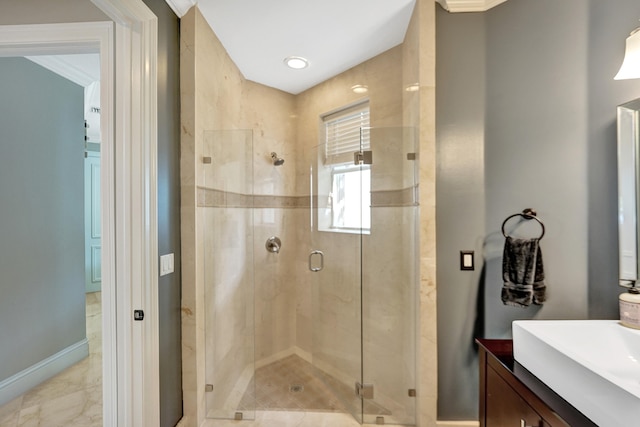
{"left": 237, "top": 354, "right": 390, "bottom": 416}
{"left": 0, "top": 292, "right": 102, "bottom": 427}
{"left": 0, "top": 298, "right": 404, "bottom": 427}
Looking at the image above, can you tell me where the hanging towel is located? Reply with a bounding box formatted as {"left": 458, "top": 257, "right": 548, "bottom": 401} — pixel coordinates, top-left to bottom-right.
{"left": 501, "top": 236, "right": 546, "bottom": 307}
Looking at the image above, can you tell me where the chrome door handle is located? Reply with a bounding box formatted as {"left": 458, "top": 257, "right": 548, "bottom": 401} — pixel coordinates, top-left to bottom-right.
{"left": 308, "top": 250, "right": 324, "bottom": 272}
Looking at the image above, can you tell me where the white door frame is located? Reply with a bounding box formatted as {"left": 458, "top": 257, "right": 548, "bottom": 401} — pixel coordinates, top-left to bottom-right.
{"left": 0, "top": 1, "right": 159, "bottom": 425}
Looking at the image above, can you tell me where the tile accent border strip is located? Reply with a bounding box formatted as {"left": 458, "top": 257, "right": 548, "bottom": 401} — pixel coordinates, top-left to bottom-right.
{"left": 197, "top": 188, "right": 309, "bottom": 208}
{"left": 197, "top": 187, "right": 418, "bottom": 208}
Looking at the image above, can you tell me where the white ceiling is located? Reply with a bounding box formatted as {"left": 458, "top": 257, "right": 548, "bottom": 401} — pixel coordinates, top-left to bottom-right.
{"left": 167, "top": 0, "right": 508, "bottom": 94}
{"left": 197, "top": 0, "right": 416, "bottom": 94}
{"left": 27, "top": 0, "right": 510, "bottom": 94}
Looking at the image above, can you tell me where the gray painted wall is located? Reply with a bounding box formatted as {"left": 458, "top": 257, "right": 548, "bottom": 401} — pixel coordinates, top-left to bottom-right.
{"left": 0, "top": 0, "right": 107, "bottom": 24}
{"left": 587, "top": 0, "right": 640, "bottom": 318}
{"left": 141, "top": 0, "right": 183, "bottom": 425}
{"left": 0, "top": 57, "right": 85, "bottom": 381}
{"left": 436, "top": 0, "right": 640, "bottom": 420}
{"left": 435, "top": 9, "right": 486, "bottom": 420}
{"left": 484, "top": 0, "right": 590, "bottom": 335}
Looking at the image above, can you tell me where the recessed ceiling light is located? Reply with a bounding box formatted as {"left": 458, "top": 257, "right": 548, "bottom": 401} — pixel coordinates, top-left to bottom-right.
{"left": 351, "top": 84, "right": 368, "bottom": 94}
{"left": 284, "top": 56, "right": 308, "bottom": 69}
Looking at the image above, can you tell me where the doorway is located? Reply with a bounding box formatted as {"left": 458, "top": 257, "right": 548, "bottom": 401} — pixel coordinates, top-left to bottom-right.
{"left": 0, "top": 0, "right": 160, "bottom": 424}
{"left": 85, "top": 149, "right": 102, "bottom": 294}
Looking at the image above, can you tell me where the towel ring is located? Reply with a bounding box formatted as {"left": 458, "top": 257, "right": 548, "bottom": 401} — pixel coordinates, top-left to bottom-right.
{"left": 501, "top": 208, "right": 545, "bottom": 239}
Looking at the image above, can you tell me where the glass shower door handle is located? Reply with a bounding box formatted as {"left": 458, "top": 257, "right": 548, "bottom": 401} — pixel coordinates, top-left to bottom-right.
{"left": 308, "top": 250, "right": 324, "bottom": 272}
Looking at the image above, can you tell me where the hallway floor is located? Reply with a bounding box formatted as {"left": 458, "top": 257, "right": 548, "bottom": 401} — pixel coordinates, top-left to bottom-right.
{"left": 0, "top": 292, "right": 102, "bottom": 427}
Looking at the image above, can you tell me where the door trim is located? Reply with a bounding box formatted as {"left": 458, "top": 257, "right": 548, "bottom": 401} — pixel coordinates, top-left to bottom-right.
{"left": 85, "top": 151, "right": 102, "bottom": 293}
{"left": 92, "top": 1, "right": 159, "bottom": 425}
{"left": 0, "top": 1, "right": 159, "bottom": 424}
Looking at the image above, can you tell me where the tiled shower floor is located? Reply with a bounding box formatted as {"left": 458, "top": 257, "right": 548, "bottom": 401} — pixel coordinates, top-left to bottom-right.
{"left": 237, "top": 354, "right": 390, "bottom": 417}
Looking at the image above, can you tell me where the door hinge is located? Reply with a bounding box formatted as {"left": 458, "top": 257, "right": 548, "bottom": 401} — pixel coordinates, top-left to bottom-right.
{"left": 355, "top": 382, "right": 374, "bottom": 399}
{"left": 354, "top": 150, "right": 373, "bottom": 165}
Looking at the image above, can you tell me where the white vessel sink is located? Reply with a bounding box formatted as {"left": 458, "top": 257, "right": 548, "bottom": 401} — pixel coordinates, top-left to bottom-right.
{"left": 513, "top": 320, "right": 640, "bottom": 427}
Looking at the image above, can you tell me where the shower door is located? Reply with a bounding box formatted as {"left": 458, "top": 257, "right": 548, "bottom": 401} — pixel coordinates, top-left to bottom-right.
{"left": 203, "top": 130, "right": 256, "bottom": 421}
{"left": 309, "top": 137, "right": 367, "bottom": 424}
{"left": 309, "top": 126, "right": 418, "bottom": 425}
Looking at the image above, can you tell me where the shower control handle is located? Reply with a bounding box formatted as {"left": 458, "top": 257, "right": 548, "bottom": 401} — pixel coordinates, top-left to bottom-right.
{"left": 308, "top": 250, "right": 324, "bottom": 272}
{"left": 266, "top": 236, "right": 281, "bottom": 253}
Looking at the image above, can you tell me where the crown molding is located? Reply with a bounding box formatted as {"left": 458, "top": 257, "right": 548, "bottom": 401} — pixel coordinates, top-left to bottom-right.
{"left": 25, "top": 55, "right": 98, "bottom": 86}
{"left": 164, "top": 0, "right": 195, "bottom": 17}
{"left": 437, "top": 0, "right": 509, "bottom": 13}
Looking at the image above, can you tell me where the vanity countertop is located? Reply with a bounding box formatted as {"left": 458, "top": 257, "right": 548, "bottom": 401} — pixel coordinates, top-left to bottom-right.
{"left": 476, "top": 339, "right": 596, "bottom": 427}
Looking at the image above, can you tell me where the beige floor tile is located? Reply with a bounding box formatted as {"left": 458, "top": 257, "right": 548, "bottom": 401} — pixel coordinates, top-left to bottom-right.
{"left": 0, "top": 396, "right": 22, "bottom": 427}
{"left": 0, "top": 292, "right": 102, "bottom": 427}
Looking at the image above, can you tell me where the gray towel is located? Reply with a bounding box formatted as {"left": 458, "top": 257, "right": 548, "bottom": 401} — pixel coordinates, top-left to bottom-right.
{"left": 501, "top": 236, "right": 546, "bottom": 307}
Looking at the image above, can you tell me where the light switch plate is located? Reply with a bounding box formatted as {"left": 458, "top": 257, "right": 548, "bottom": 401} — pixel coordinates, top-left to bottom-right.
{"left": 160, "top": 253, "right": 174, "bottom": 276}
{"left": 460, "top": 250, "right": 474, "bottom": 271}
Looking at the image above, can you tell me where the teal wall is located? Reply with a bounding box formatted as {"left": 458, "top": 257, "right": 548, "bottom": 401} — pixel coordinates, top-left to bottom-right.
{"left": 0, "top": 57, "right": 86, "bottom": 381}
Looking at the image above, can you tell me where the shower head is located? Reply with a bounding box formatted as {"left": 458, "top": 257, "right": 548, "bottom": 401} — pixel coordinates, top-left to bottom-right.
{"left": 271, "top": 152, "right": 285, "bottom": 166}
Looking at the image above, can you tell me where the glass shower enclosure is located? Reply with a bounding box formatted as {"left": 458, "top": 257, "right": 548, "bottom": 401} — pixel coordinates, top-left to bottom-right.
{"left": 202, "top": 129, "right": 256, "bottom": 421}
{"left": 202, "top": 126, "right": 418, "bottom": 425}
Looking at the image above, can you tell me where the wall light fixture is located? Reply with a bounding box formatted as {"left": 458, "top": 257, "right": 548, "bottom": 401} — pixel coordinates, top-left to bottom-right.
{"left": 615, "top": 27, "right": 640, "bottom": 80}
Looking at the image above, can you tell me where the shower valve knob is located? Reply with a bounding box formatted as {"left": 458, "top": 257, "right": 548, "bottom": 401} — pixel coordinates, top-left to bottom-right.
{"left": 266, "top": 236, "right": 281, "bottom": 253}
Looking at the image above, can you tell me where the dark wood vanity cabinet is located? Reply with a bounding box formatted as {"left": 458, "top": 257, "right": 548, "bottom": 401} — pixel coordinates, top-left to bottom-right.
{"left": 485, "top": 366, "right": 543, "bottom": 426}
{"left": 477, "top": 339, "right": 596, "bottom": 427}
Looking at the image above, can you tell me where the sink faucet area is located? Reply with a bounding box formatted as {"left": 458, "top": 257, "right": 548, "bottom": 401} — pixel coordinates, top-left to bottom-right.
{"left": 512, "top": 320, "right": 640, "bottom": 427}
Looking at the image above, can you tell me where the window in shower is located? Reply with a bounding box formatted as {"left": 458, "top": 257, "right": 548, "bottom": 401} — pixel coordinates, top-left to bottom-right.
{"left": 320, "top": 101, "right": 370, "bottom": 233}
{"left": 330, "top": 164, "right": 371, "bottom": 230}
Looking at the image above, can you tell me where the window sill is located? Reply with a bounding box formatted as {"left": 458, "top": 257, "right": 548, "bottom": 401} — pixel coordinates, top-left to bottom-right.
{"left": 318, "top": 227, "right": 370, "bottom": 236}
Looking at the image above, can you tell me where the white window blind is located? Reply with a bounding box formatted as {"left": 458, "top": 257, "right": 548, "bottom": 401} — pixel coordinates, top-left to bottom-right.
{"left": 324, "top": 102, "right": 370, "bottom": 165}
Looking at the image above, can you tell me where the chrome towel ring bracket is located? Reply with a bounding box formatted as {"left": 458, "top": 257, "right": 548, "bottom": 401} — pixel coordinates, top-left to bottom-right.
{"left": 501, "top": 208, "right": 545, "bottom": 239}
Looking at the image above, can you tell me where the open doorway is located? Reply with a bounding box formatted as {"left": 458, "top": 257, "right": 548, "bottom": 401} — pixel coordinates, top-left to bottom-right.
{"left": 0, "top": 1, "right": 160, "bottom": 423}
{"left": 0, "top": 52, "right": 104, "bottom": 425}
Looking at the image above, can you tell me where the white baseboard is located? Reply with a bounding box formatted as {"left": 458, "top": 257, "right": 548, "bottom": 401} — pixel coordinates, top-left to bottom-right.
{"left": 0, "top": 338, "right": 89, "bottom": 406}
{"left": 437, "top": 421, "right": 480, "bottom": 427}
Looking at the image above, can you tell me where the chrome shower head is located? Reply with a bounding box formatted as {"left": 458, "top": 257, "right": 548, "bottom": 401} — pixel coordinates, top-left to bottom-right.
{"left": 271, "top": 152, "right": 285, "bottom": 166}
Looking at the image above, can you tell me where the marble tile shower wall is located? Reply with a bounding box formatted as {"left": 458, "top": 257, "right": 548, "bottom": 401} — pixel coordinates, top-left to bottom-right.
{"left": 181, "top": 3, "right": 436, "bottom": 425}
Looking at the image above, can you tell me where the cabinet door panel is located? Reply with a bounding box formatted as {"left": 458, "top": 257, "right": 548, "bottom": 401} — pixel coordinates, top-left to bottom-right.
{"left": 486, "top": 367, "right": 542, "bottom": 427}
